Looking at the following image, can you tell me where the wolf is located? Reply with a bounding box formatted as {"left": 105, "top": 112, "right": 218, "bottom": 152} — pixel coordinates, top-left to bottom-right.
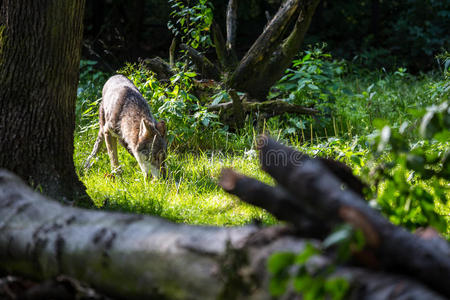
{"left": 84, "top": 74, "right": 167, "bottom": 179}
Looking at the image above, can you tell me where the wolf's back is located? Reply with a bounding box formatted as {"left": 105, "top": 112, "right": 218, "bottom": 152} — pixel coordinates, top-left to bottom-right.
{"left": 102, "top": 75, "right": 153, "bottom": 123}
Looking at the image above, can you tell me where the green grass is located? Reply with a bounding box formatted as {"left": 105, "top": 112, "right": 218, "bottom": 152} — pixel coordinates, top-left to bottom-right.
{"left": 73, "top": 126, "right": 371, "bottom": 226}
{"left": 74, "top": 60, "right": 449, "bottom": 233}
{"left": 334, "top": 71, "right": 442, "bottom": 133}
{"left": 75, "top": 130, "right": 278, "bottom": 226}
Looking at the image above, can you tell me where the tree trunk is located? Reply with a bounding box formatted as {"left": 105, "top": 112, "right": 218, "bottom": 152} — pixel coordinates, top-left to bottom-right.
{"left": 0, "top": 169, "right": 445, "bottom": 300}
{"left": 0, "top": 1, "right": 88, "bottom": 202}
{"left": 227, "top": 0, "right": 320, "bottom": 99}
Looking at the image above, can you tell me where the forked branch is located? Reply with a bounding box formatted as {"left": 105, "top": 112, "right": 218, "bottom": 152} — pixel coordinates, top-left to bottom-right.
{"left": 220, "top": 136, "right": 450, "bottom": 297}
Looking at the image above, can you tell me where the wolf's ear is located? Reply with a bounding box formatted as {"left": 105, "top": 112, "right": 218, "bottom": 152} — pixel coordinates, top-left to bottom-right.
{"left": 140, "top": 119, "right": 151, "bottom": 137}
{"left": 156, "top": 120, "right": 166, "bottom": 136}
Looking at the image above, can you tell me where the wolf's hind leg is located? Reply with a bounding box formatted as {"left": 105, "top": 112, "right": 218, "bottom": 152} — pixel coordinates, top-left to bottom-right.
{"left": 84, "top": 130, "right": 105, "bottom": 170}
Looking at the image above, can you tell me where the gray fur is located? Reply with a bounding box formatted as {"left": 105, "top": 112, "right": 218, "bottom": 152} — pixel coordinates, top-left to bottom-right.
{"left": 84, "top": 75, "right": 167, "bottom": 178}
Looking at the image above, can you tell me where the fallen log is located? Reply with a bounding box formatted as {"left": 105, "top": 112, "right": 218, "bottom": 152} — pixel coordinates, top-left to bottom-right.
{"left": 142, "top": 57, "right": 175, "bottom": 81}
{"left": 0, "top": 169, "right": 445, "bottom": 299}
{"left": 208, "top": 99, "right": 318, "bottom": 118}
{"left": 220, "top": 136, "right": 450, "bottom": 297}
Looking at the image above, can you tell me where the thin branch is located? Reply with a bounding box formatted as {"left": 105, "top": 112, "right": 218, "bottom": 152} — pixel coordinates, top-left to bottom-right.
{"left": 211, "top": 20, "right": 238, "bottom": 72}
{"left": 219, "top": 168, "right": 330, "bottom": 237}
{"left": 226, "top": 0, "right": 238, "bottom": 52}
{"left": 256, "top": 136, "right": 450, "bottom": 297}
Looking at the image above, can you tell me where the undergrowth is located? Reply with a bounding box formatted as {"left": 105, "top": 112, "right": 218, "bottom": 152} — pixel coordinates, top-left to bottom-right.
{"left": 75, "top": 48, "right": 449, "bottom": 236}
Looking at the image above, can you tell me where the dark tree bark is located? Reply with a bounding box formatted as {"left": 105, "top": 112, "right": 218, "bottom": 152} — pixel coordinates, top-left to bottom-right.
{"left": 142, "top": 56, "right": 175, "bottom": 81}
{"left": 0, "top": 1, "right": 88, "bottom": 202}
{"left": 169, "top": 37, "right": 178, "bottom": 68}
{"left": 165, "top": 0, "right": 321, "bottom": 101}
{"left": 211, "top": 20, "right": 238, "bottom": 72}
{"left": 227, "top": 0, "right": 321, "bottom": 99}
{"left": 208, "top": 98, "right": 318, "bottom": 122}
{"left": 228, "top": 89, "right": 245, "bottom": 128}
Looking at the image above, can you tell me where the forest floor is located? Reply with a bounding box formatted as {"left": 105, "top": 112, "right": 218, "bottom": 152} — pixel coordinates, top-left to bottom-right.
{"left": 74, "top": 59, "right": 449, "bottom": 236}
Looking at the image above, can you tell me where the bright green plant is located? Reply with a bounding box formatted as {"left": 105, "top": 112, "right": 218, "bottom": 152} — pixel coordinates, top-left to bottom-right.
{"left": 76, "top": 60, "right": 110, "bottom": 131}
{"left": 367, "top": 101, "right": 449, "bottom": 234}
{"left": 273, "top": 44, "right": 347, "bottom": 111}
{"left": 167, "top": 0, "right": 213, "bottom": 50}
{"left": 267, "top": 224, "right": 364, "bottom": 299}
{"left": 268, "top": 44, "right": 350, "bottom": 136}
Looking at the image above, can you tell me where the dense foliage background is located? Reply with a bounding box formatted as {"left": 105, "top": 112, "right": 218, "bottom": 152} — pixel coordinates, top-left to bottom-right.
{"left": 83, "top": 0, "right": 449, "bottom": 71}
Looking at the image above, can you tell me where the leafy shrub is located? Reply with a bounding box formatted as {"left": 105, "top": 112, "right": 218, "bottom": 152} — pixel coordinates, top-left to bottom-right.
{"left": 272, "top": 44, "right": 347, "bottom": 110}
{"left": 366, "top": 101, "right": 449, "bottom": 235}
{"left": 76, "top": 60, "right": 110, "bottom": 132}
{"left": 268, "top": 45, "right": 348, "bottom": 137}
{"left": 267, "top": 225, "right": 365, "bottom": 299}
{"left": 167, "top": 0, "right": 213, "bottom": 50}
{"left": 118, "top": 63, "right": 227, "bottom": 149}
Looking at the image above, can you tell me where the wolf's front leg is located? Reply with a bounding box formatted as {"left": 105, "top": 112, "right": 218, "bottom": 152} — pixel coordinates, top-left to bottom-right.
{"left": 104, "top": 131, "right": 119, "bottom": 171}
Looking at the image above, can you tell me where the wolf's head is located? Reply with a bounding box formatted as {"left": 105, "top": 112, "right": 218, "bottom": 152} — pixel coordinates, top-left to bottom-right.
{"left": 135, "top": 119, "right": 167, "bottom": 179}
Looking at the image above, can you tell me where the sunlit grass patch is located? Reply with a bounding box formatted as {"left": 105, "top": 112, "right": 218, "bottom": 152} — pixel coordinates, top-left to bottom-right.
{"left": 74, "top": 131, "right": 277, "bottom": 226}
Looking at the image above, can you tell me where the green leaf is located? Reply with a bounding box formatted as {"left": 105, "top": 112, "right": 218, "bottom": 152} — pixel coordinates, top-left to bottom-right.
{"left": 308, "top": 83, "right": 320, "bottom": 90}
{"left": 269, "top": 276, "right": 289, "bottom": 296}
{"left": 201, "top": 117, "right": 210, "bottom": 127}
{"left": 322, "top": 225, "right": 352, "bottom": 249}
{"left": 295, "top": 243, "right": 319, "bottom": 264}
{"left": 184, "top": 72, "right": 197, "bottom": 77}
{"left": 406, "top": 154, "right": 426, "bottom": 173}
{"left": 82, "top": 106, "right": 94, "bottom": 115}
{"left": 267, "top": 252, "right": 295, "bottom": 274}
{"left": 324, "top": 278, "right": 350, "bottom": 300}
